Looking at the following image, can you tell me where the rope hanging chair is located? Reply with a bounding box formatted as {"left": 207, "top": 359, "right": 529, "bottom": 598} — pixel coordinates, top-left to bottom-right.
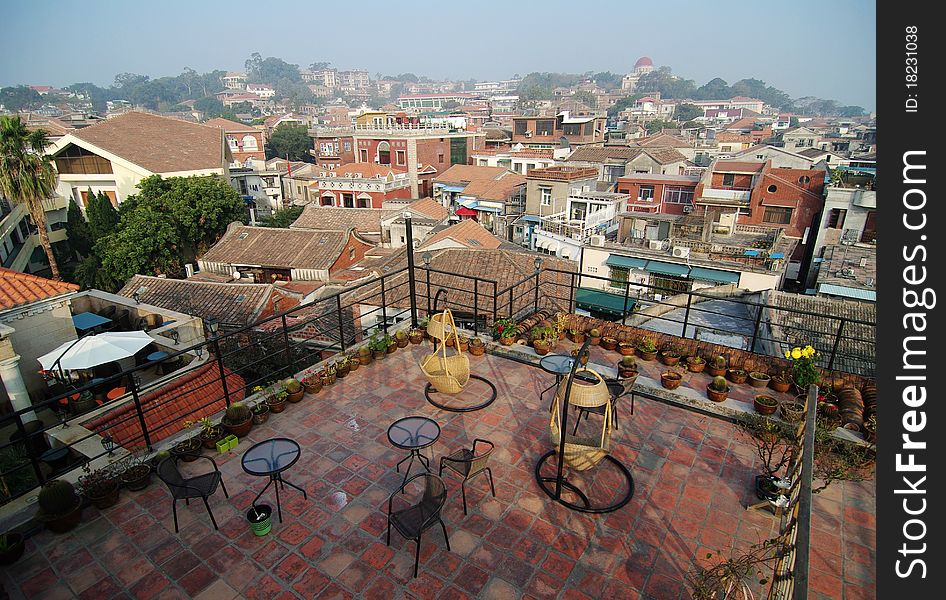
{"left": 549, "top": 367, "right": 612, "bottom": 471}
{"left": 419, "top": 309, "right": 470, "bottom": 394}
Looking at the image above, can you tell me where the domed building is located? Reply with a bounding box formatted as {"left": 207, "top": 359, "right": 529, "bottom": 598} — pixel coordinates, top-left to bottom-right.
{"left": 622, "top": 56, "right": 657, "bottom": 91}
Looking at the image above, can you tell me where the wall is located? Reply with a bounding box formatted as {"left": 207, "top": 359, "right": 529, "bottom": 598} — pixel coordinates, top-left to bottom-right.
{"left": 0, "top": 296, "right": 77, "bottom": 399}
{"left": 328, "top": 232, "right": 374, "bottom": 273}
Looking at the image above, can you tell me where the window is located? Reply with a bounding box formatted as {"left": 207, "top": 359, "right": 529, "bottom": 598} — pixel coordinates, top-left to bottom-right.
{"left": 536, "top": 120, "right": 554, "bottom": 136}
{"left": 798, "top": 175, "right": 811, "bottom": 184}
{"left": 395, "top": 150, "right": 406, "bottom": 166}
{"left": 438, "top": 153, "right": 444, "bottom": 164}
{"left": 722, "top": 173, "right": 735, "bottom": 187}
{"left": 767, "top": 184, "right": 778, "bottom": 193}
{"left": 242, "top": 135, "right": 258, "bottom": 151}
{"left": 587, "top": 266, "right": 598, "bottom": 274}
{"left": 609, "top": 267, "right": 629, "bottom": 289}
{"left": 343, "top": 142, "right": 351, "bottom": 151}
{"left": 664, "top": 186, "right": 694, "bottom": 204}
{"left": 762, "top": 207, "right": 793, "bottom": 225}
{"left": 360, "top": 149, "right": 369, "bottom": 162}
{"left": 514, "top": 120, "right": 528, "bottom": 136}
{"left": 638, "top": 185, "right": 655, "bottom": 201}
{"left": 540, "top": 187, "right": 552, "bottom": 206}
{"left": 826, "top": 208, "right": 847, "bottom": 229}
{"left": 377, "top": 141, "right": 391, "bottom": 165}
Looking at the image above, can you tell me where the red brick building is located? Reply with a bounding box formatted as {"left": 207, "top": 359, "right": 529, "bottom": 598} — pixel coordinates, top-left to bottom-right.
{"left": 615, "top": 174, "right": 701, "bottom": 215}
{"left": 205, "top": 117, "right": 266, "bottom": 166}
{"left": 309, "top": 163, "right": 412, "bottom": 209}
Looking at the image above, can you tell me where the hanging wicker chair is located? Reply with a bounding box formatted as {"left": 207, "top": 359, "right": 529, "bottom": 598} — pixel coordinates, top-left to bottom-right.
{"left": 549, "top": 367, "right": 612, "bottom": 471}
{"left": 419, "top": 309, "right": 470, "bottom": 395}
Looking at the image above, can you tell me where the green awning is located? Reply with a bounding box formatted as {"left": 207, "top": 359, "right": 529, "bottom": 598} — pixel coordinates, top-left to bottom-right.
{"left": 606, "top": 255, "right": 648, "bottom": 269}
{"left": 645, "top": 261, "right": 690, "bottom": 277}
{"left": 575, "top": 288, "right": 636, "bottom": 316}
{"left": 689, "top": 266, "right": 740, "bottom": 284}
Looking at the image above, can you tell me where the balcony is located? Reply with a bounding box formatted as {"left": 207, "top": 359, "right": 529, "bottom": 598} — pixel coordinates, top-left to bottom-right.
{"left": 0, "top": 265, "right": 875, "bottom": 599}
{"left": 698, "top": 187, "right": 751, "bottom": 204}
{"left": 41, "top": 196, "right": 69, "bottom": 212}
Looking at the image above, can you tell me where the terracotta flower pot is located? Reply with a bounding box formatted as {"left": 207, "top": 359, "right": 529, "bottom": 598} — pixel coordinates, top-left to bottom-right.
{"left": 753, "top": 395, "right": 779, "bottom": 415}
{"left": 223, "top": 418, "right": 252, "bottom": 439}
{"left": 618, "top": 343, "right": 636, "bottom": 356}
{"left": 780, "top": 400, "right": 806, "bottom": 423}
{"left": 252, "top": 405, "right": 270, "bottom": 425}
{"left": 589, "top": 335, "right": 601, "bottom": 346}
{"left": 469, "top": 343, "right": 486, "bottom": 356}
{"left": 660, "top": 371, "right": 683, "bottom": 390}
{"left": 727, "top": 369, "right": 748, "bottom": 385}
{"left": 499, "top": 335, "right": 515, "bottom": 346}
{"left": 659, "top": 353, "right": 681, "bottom": 366}
{"left": 409, "top": 332, "right": 424, "bottom": 344}
{"left": 267, "top": 398, "right": 287, "bottom": 413}
{"left": 706, "top": 384, "right": 729, "bottom": 403}
{"left": 533, "top": 341, "right": 551, "bottom": 356}
{"left": 748, "top": 372, "right": 771, "bottom": 389}
{"left": 395, "top": 336, "right": 409, "bottom": 348}
{"left": 686, "top": 358, "right": 705, "bottom": 373}
{"left": 286, "top": 388, "right": 304, "bottom": 402}
{"left": 303, "top": 379, "right": 322, "bottom": 394}
{"left": 706, "top": 365, "right": 727, "bottom": 377}
{"left": 769, "top": 378, "right": 791, "bottom": 393}
{"left": 120, "top": 464, "right": 152, "bottom": 492}
{"left": 600, "top": 338, "right": 617, "bottom": 351}
{"left": 636, "top": 348, "right": 657, "bottom": 361}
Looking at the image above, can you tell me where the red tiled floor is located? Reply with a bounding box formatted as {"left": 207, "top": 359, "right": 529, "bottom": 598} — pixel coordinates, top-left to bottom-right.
{"left": 0, "top": 344, "right": 875, "bottom": 599}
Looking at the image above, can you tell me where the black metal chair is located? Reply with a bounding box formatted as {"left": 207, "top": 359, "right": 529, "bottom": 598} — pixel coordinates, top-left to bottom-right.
{"left": 573, "top": 378, "right": 634, "bottom": 434}
{"left": 386, "top": 473, "right": 450, "bottom": 578}
{"left": 156, "top": 455, "right": 229, "bottom": 533}
{"left": 439, "top": 439, "right": 496, "bottom": 515}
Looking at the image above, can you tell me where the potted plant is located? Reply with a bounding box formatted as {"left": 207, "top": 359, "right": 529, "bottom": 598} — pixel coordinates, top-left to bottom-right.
{"left": 172, "top": 435, "right": 202, "bottom": 462}
{"left": 150, "top": 450, "right": 171, "bottom": 469}
{"left": 753, "top": 395, "right": 779, "bottom": 415}
{"left": 394, "top": 329, "right": 409, "bottom": 348}
{"left": 769, "top": 370, "right": 792, "bottom": 393}
{"left": 600, "top": 336, "right": 618, "bottom": 351}
{"left": 71, "top": 390, "right": 96, "bottom": 415}
{"left": 419, "top": 316, "right": 431, "bottom": 339}
{"left": 617, "top": 355, "right": 638, "bottom": 378}
{"left": 569, "top": 328, "right": 585, "bottom": 344}
{"left": 348, "top": 355, "right": 361, "bottom": 372}
{"left": 570, "top": 345, "right": 589, "bottom": 366}
{"left": 749, "top": 371, "right": 771, "bottom": 389}
{"left": 727, "top": 368, "right": 748, "bottom": 385}
{"left": 531, "top": 326, "right": 552, "bottom": 356}
{"left": 358, "top": 345, "right": 373, "bottom": 365}
{"left": 252, "top": 402, "right": 270, "bottom": 425}
{"left": 499, "top": 324, "right": 520, "bottom": 346}
{"left": 456, "top": 335, "right": 469, "bottom": 353}
{"left": 784, "top": 344, "right": 822, "bottom": 394}
{"left": 302, "top": 375, "right": 322, "bottom": 395}
{"left": 222, "top": 402, "right": 253, "bottom": 438}
{"left": 469, "top": 337, "right": 486, "bottom": 356}
{"left": 686, "top": 539, "right": 788, "bottom": 600}
{"left": 780, "top": 398, "right": 806, "bottom": 423}
{"left": 555, "top": 313, "right": 569, "bottom": 340}
{"left": 706, "top": 355, "right": 728, "bottom": 377}
{"left": 335, "top": 356, "right": 351, "bottom": 378}
{"left": 706, "top": 376, "right": 730, "bottom": 402}
{"left": 686, "top": 355, "right": 705, "bottom": 373}
{"left": 321, "top": 363, "right": 338, "bottom": 385}
{"left": 35, "top": 480, "right": 82, "bottom": 533}
{"left": 0, "top": 532, "right": 25, "bottom": 565}
{"left": 658, "top": 344, "right": 682, "bottom": 366}
{"left": 186, "top": 417, "right": 224, "bottom": 450}
{"left": 369, "top": 335, "right": 388, "bottom": 360}
{"left": 384, "top": 334, "right": 397, "bottom": 354}
{"left": 618, "top": 340, "right": 636, "bottom": 357}
{"left": 77, "top": 464, "right": 120, "bottom": 510}
{"left": 588, "top": 327, "right": 602, "bottom": 346}
{"left": 118, "top": 449, "right": 152, "bottom": 491}
{"left": 283, "top": 378, "right": 304, "bottom": 401}
{"left": 660, "top": 370, "right": 683, "bottom": 390}
{"left": 636, "top": 337, "right": 658, "bottom": 361}
{"left": 736, "top": 413, "right": 796, "bottom": 502}
{"left": 267, "top": 389, "right": 288, "bottom": 413}
{"left": 409, "top": 327, "right": 425, "bottom": 344}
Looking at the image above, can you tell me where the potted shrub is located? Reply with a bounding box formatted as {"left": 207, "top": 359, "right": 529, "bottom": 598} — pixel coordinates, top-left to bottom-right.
{"left": 283, "top": 378, "right": 304, "bottom": 401}
{"left": 769, "top": 370, "right": 792, "bottom": 393}
{"left": 780, "top": 398, "right": 806, "bottom": 423}
{"left": 727, "top": 368, "right": 748, "bottom": 385}
{"left": 555, "top": 314, "right": 569, "bottom": 340}
{"left": 749, "top": 371, "right": 771, "bottom": 389}
{"left": 358, "top": 345, "right": 373, "bottom": 366}
{"left": 302, "top": 375, "right": 322, "bottom": 395}
{"left": 267, "top": 389, "right": 288, "bottom": 413}
{"left": 636, "top": 337, "right": 658, "bottom": 361}
{"left": 172, "top": 435, "right": 202, "bottom": 462}
{"left": 348, "top": 355, "right": 361, "bottom": 372}
{"left": 186, "top": 417, "right": 224, "bottom": 450}
{"left": 784, "top": 344, "right": 822, "bottom": 394}
{"left": 77, "top": 464, "right": 120, "bottom": 510}
{"left": 686, "top": 355, "right": 705, "bottom": 373}
{"left": 706, "top": 355, "right": 728, "bottom": 377}
{"left": 753, "top": 395, "right": 779, "bottom": 415}
{"left": 0, "top": 532, "right": 25, "bottom": 565}
{"left": 222, "top": 402, "right": 253, "bottom": 438}
{"left": 408, "top": 327, "right": 425, "bottom": 344}
{"left": 369, "top": 335, "right": 388, "bottom": 360}
{"left": 384, "top": 334, "right": 397, "bottom": 354}
{"left": 469, "top": 337, "right": 486, "bottom": 356}
{"left": 457, "top": 335, "right": 470, "bottom": 353}
{"left": 419, "top": 316, "right": 431, "bottom": 339}
{"left": 491, "top": 317, "right": 517, "bottom": 344}
{"left": 118, "top": 450, "right": 152, "bottom": 491}
{"left": 618, "top": 340, "right": 636, "bottom": 357}
{"left": 706, "top": 376, "right": 730, "bottom": 402}
{"left": 600, "top": 336, "right": 618, "bottom": 351}
{"left": 588, "top": 328, "right": 602, "bottom": 346}
{"left": 35, "top": 480, "right": 82, "bottom": 533}
{"left": 252, "top": 402, "right": 270, "bottom": 425}
{"left": 736, "top": 414, "right": 796, "bottom": 502}
{"left": 658, "top": 344, "right": 682, "bottom": 366}
{"left": 335, "top": 357, "right": 351, "bottom": 378}
{"left": 321, "top": 363, "right": 337, "bottom": 385}
{"left": 617, "top": 355, "right": 638, "bottom": 378}
{"left": 394, "top": 330, "right": 409, "bottom": 348}
{"left": 531, "top": 326, "right": 552, "bottom": 356}
{"left": 660, "top": 370, "right": 683, "bottom": 390}
{"left": 569, "top": 328, "right": 585, "bottom": 344}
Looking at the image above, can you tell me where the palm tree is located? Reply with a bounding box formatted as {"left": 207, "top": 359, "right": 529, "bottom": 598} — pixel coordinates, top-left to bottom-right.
{"left": 0, "top": 115, "right": 60, "bottom": 279}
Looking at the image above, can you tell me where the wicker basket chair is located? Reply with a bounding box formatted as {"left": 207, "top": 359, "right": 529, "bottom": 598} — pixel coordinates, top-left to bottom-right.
{"left": 419, "top": 309, "right": 470, "bottom": 394}
{"left": 549, "top": 367, "right": 613, "bottom": 471}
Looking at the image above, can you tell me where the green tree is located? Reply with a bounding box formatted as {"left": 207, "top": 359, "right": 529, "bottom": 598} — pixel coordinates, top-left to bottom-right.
{"left": 266, "top": 123, "right": 313, "bottom": 162}
{"left": 86, "top": 190, "right": 120, "bottom": 241}
{"left": 0, "top": 116, "right": 60, "bottom": 278}
{"left": 573, "top": 91, "right": 597, "bottom": 109}
{"left": 592, "top": 72, "right": 623, "bottom": 89}
{"left": 674, "top": 103, "right": 703, "bottom": 122}
{"left": 72, "top": 253, "right": 119, "bottom": 292}
{"left": 194, "top": 96, "right": 225, "bottom": 117}
{"left": 0, "top": 86, "right": 44, "bottom": 111}
{"left": 636, "top": 67, "right": 696, "bottom": 99}
{"left": 644, "top": 119, "right": 677, "bottom": 134}
{"left": 245, "top": 53, "right": 302, "bottom": 84}
{"left": 789, "top": 117, "right": 800, "bottom": 127}
{"left": 259, "top": 206, "right": 304, "bottom": 228}
{"left": 607, "top": 94, "right": 643, "bottom": 117}
{"left": 694, "top": 77, "right": 732, "bottom": 100}
{"left": 65, "top": 198, "right": 92, "bottom": 258}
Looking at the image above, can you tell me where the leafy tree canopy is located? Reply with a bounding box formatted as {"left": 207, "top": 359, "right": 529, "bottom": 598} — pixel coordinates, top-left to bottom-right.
{"left": 644, "top": 119, "right": 677, "bottom": 134}
{"left": 259, "top": 205, "right": 304, "bottom": 228}
{"left": 86, "top": 190, "right": 120, "bottom": 241}
{"left": 606, "top": 94, "right": 643, "bottom": 117}
{"left": 573, "top": 91, "right": 597, "bottom": 109}
{"left": 674, "top": 103, "right": 703, "bottom": 122}
{"left": 65, "top": 198, "right": 92, "bottom": 258}
{"left": 266, "top": 123, "right": 313, "bottom": 162}
{"left": 591, "top": 72, "right": 623, "bottom": 89}
{"left": 244, "top": 53, "right": 302, "bottom": 84}
{"left": 0, "top": 86, "right": 44, "bottom": 111}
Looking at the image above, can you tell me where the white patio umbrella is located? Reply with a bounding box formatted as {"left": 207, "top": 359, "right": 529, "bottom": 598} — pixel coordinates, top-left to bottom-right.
{"left": 37, "top": 331, "right": 155, "bottom": 372}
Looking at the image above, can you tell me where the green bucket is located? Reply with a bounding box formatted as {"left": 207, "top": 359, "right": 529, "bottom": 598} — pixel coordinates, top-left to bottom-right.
{"left": 247, "top": 504, "right": 272, "bottom": 536}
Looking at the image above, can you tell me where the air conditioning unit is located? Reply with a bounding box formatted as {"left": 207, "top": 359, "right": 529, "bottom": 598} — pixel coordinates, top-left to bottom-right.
{"left": 683, "top": 205, "right": 693, "bottom": 213}
{"left": 647, "top": 240, "right": 663, "bottom": 250}
{"left": 589, "top": 235, "right": 605, "bottom": 247}
{"left": 672, "top": 246, "right": 690, "bottom": 258}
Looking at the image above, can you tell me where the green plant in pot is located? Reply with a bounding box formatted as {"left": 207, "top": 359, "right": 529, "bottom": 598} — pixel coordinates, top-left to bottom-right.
{"left": 457, "top": 335, "right": 469, "bottom": 352}
{"left": 118, "top": 448, "right": 152, "bottom": 492}
{"left": 531, "top": 326, "right": 553, "bottom": 356}
{"left": 394, "top": 329, "right": 409, "bottom": 348}
{"left": 408, "top": 327, "right": 425, "bottom": 344}
{"left": 636, "top": 337, "right": 658, "bottom": 361}
{"left": 588, "top": 327, "right": 602, "bottom": 345}
{"left": 492, "top": 317, "right": 518, "bottom": 344}
{"left": 283, "top": 378, "right": 304, "bottom": 401}
{"left": 267, "top": 387, "right": 288, "bottom": 413}
{"left": 172, "top": 429, "right": 202, "bottom": 461}
{"left": 35, "top": 479, "right": 83, "bottom": 533}
{"left": 0, "top": 531, "right": 26, "bottom": 565}
{"left": 222, "top": 402, "right": 253, "bottom": 438}
{"left": 618, "top": 355, "right": 638, "bottom": 378}
{"left": 706, "top": 355, "right": 728, "bottom": 377}
{"left": 753, "top": 394, "right": 779, "bottom": 415}
{"left": 569, "top": 328, "right": 585, "bottom": 344}
{"left": 77, "top": 463, "right": 120, "bottom": 510}
{"left": 469, "top": 337, "right": 486, "bottom": 356}
{"left": 686, "top": 355, "right": 705, "bottom": 373}
{"left": 600, "top": 335, "right": 618, "bottom": 351}
{"left": 369, "top": 335, "right": 388, "bottom": 359}
{"left": 736, "top": 413, "right": 796, "bottom": 502}
{"left": 322, "top": 362, "right": 337, "bottom": 384}
{"left": 785, "top": 344, "right": 822, "bottom": 394}
{"left": 659, "top": 343, "right": 682, "bottom": 366}
{"left": 706, "top": 376, "right": 730, "bottom": 402}
{"left": 727, "top": 367, "right": 748, "bottom": 385}
{"left": 358, "top": 344, "right": 373, "bottom": 365}
{"left": 335, "top": 357, "right": 350, "bottom": 378}
{"left": 186, "top": 417, "right": 224, "bottom": 450}
{"left": 302, "top": 374, "right": 322, "bottom": 394}
{"left": 749, "top": 371, "right": 771, "bottom": 389}
{"left": 383, "top": 333, "right": 397, "bottom": 353}
{"left": 769, "top": 370, "right": 792, "bottom": 393}
{"left": 252, "top": 401, "right": 270, "bottom": 425}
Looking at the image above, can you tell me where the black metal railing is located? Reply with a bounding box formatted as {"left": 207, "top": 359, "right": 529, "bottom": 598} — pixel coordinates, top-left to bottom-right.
{"left": 0, "top": 262, "right": 875, "bottom": 507}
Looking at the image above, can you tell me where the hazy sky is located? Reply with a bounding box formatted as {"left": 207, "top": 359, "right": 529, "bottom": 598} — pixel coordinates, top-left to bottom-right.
{"left": 1, "top": 0, "right": 876, "bottom": 109}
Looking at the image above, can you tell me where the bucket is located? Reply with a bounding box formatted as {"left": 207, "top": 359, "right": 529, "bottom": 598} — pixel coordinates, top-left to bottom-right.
{"left": 247, "top": 504, "right": 272, "bottom": 536}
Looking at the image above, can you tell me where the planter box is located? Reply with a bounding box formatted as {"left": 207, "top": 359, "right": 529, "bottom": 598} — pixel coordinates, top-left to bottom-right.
{"left": 217, "top": 434, "right": 238, "bottom": 453}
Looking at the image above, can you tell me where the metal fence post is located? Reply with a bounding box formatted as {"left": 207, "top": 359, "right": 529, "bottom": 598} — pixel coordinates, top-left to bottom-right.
{"left": 126, "top": 371, "right": 153, "bottom": 450}
{"left": 425, "top": 267, "right": 432, "bottom": 317}
{"left": 380, "top": 277, "right": 388, "bottom": 335}
{"left": 508, "top": 288, "right": 514, "bottom": 318}
{"left": 473, "top": 279, "right": 479, "bottom": 335}
{"left": 492, "top": 281, "right": 498, "bottom": 326}
{"left": 281, "top": 314, "right": 292, "bottom": 376}
{"left": 681, "top": 291, "right": 693, "bottom": 338}
{"left": 533, "top": 269, "right": 541, "bottom": 314}
{"left": 569, "top": 271, "right": 577, "bottom": 314}
{"left": 213, "top": 338, "right": 231, "bottom": 408}
{"left": 336, "top": 295, "right": 347, "bottom": 351}
{"left": 621, "top": 280, "right": 631, "bottom": 325}
{"left": 827, "top": 319, "right": 846, "bottom": 371}
{"left": 405, "top": 215, "right": 419, "bottom": 328}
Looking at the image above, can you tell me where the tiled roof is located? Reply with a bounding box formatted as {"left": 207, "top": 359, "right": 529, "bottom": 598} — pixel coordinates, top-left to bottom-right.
{"left": 204, "top": 117, "right": 256, "bottom": 132}
{"left": 716, "top": 132, "right": 753, "bottom": 142}
{"left": 565, "top": 146, "right": 644, "bottom": 163}
{"left": 200, "top": 226, "right": 351, "bottom": 271}
{"left": 82, "top": 363, "right": 245, "bottom": 447}
{"left": 403, "top": 198, "right": 450, "bottom": 221}
{"left": 419, "top": 220, "right": 503, "bottom": 250}
{"left": 713, "top": 160, "right": 766, "bottom": 173}
{"left": 633, "top": 132, "right": 692, "bottom": 149}
{"left": 117, "top": 275, "right": 272, "bottom": 325}
{"left": 66, "top": 112, "right": 226, "bottom": 174}
{"left": 0, "top": 268, "right": 79, "bottom": 311}
{"left": 433, "top": 164, "right": 510, "bottom": 185}
{"left": 460, "top": 172, "right": 526, "bottom": 201}
{"left": 291, "top": 206, "right": 395, "bottom": 232}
